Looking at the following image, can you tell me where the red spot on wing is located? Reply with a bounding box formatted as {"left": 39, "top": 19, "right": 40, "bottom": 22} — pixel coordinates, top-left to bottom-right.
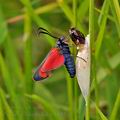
{"left": 40, "top": 48, "right": 64, "bottom": 73}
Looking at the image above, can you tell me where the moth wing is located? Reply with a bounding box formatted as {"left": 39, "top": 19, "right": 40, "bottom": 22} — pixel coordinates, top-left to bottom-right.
{"left": 33, "top": 48, "right": 64, "bottom": 81}
{"left": 40, "top": 48, "right": 65, "bottom": 72}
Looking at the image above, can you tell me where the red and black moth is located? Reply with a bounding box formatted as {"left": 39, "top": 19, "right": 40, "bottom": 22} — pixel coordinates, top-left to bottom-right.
{"left": 33, "top": 27, "right": 76, "bottom": 81}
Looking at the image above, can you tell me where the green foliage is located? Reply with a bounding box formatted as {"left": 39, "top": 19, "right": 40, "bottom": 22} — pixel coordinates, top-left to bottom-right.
{"left": 0, "top": 6, "right": 7, "bottom": 44}
{"left": 0, "top": 0, "right": 120, "bottom": 120}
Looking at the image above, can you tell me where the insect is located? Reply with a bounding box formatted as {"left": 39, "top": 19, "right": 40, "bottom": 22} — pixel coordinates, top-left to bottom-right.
{"left": 33, "top": 27, "right": 76, "bottom": 81}
{"left": 69, "top": 28, "right": 90, "bottom": 101}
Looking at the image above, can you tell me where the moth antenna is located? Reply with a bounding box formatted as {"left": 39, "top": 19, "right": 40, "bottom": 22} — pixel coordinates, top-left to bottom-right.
{"left": 38, "top": 27, "right": 59, "bottom": 39}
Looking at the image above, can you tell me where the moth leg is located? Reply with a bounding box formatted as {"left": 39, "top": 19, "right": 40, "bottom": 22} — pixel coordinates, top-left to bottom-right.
{"left": 76, "top": 56, "right": 87, "bottom": 63}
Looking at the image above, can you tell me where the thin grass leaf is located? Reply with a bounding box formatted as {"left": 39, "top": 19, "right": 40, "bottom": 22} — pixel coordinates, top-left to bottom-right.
{"left": 36, "top": 2, "right": 58, "bottom": 15}
{"left": 0, "top": 88, "right": 14, "bottom": 120}
{"left": 87, "top": 0, "right": 95, "bottom": 119}
{"left": 0, "top": 53, "right": 16, "bottom": 97}
{"left": 89, "top": 0, "right": 94, "bottom": 45}
{"left": 95, "top": 7, "right": 115, "bottom": 22}
{"left": 7, "top": 2, "right": 58, "bottom": 24}
{"left": 95, "top": 105, "right": 108, "bottom": 120}
{"left": 26, "top": 94, "right": 62, "bottom": 120}
{"left": 0, "top": 5, "right": 7, "bottom": 44}
{"left": 34, "top": 83, "right": 68, "bottom": 112}
{"left": 111, "top": 0, "right": 120, "bottom": 25}
{"left": 98, "top": 0, "right": 109, "bottom": 25}
{"left": 23, "top": 9, "right": 33, "bottom": 94}
{"left": 57, "top": 0, "right": 74, "bottom": 24}
{"left": 73, "top": 0, "right": 77, "bottom": 26}
{"left": 89, "top": 0, "right": 101, "bottom": 119}
{"left": 23, "top": 10, "right": 34, "bottom": 120}
{"left": 34, "top": 84, "right": 56, "bottom": 103}
{"left": 21, "top": 0, "right": 55, "bottom": 46}
{"left": 4, "top": 37, "right": 25, "bottom": 90}
{"left": 0, "top": 94, "right": 4, "bottom": 120}
{"left": 72, "top": 0, "right": 79, "bottom": 120}
{"left": 78, "top": 96, "right": 85, "bottom": 120}
{"left": 109, "top": 0, "right": 120, "bottom": 37}
{"left": 65, "top": 71, "right": 74, "bottom": 120}
{"left": 110, "top": 89, "right": 120, "bottom": 120}
{"left": 78, "top": 0, "right": 89, "bottom": 23}
{"left": 0, "top": 53, "right": 24, "bottom": 120}
{"left": 95, "top": 0, "right": 109, "bottom": 59}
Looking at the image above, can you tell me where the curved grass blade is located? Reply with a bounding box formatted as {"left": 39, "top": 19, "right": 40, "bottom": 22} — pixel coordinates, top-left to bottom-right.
{"left": 0, "top": 94, "right": 4, "bottom": 120}
{"left": 109, "top": 0, "right": 120, "bottom": 37}
{"left": 95, "top": 0, "right": 109, "bottom": 59}
{"left": 0, "top": 53, "right": 24, "bottom": 120}
{"left": 26, "top": 94, "right": 62, "bottom": 120}
{"left": 0, "top": 6, "right": 7, "bottom": 44}
{"left": 95, "top": 104, "right": 108, "bottom": 120}
{"left": 110, "top": 89, "right": 120, "bottom": 120}
{"left": 57, "top": 0, "right": 74, "bottom": 24}
{"left": 21, "top": 0, "right": 55, "bottom": 46}
{"left": 0, "top": 88, "right": 14, "bottom": 120}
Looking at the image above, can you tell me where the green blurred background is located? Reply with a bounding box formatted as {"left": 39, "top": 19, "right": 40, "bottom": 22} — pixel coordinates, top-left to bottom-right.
{"left": 0, "top": 0, "right": 120, "bottom": 120}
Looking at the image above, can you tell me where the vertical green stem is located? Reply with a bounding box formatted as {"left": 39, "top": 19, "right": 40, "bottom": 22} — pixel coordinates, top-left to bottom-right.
{"left": 73, "top": 0, "right": 77, "bottom": 27}
{"left": 23, "top": 9, "right": 33, "bottom": 120}
{"left": 66, "top": 73, "right": 74, "bottom": 120}
{"left": 73, "top": 0, "right": 78, "bottom": 120}
{"left": 89, "top": 0, "right": 99, "bottom": 120}
{"left": 87, "top": 0, "right": 95, "bottom": 119}
{"left": 85, "top": 97, "right": 90, "bottom": 120}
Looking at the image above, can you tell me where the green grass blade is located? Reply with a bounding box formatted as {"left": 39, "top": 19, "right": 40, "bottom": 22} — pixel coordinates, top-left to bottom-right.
{"left": 72, "top": 0, "right": 78, "bottom": 120}
{"left": 23, "top": 9, "right": 34, "bottom": 120}
{"left": 95, "top": 0, "right": 109, "bottom": 59}
{"left": 87, "top": 0, "right": 95, "bottom": 119}
{"left": 95, "top": 105, "right": 108, "bottom": 120}
{"left": 4, "top": 37, "right": 25, "bottom": 89}
{"left": 26, "top": 94, "right": 62, "bottom": 120}
{"left": 0, "top": 53, "right": 24, "bottom": 120}
{"left": 35, "top": 2, "right": 58, "bottom": 15}
{"left": 0, "top": 88, "right": 14, "bottom": 120}
{"left": 34, "top": 84, "right": 56, "bottom": 103}
{"left": 109, "top": 0, "right": 120, "bottom": 37}
{"left": 23, "top": 9, "right": 33, "bottom": 94}
{"left": 78, "top": 96, "right": 85, "bottom": 120}
{"left": 89, "top": 0, "right": 94, "bottom": 45}
{"left": 95, "top": 7, "right": 115, "bottom": 22}
{"left": 0, "top": 53, "right": 16, "bottom": 97}
{"left": 110, "top": 89, "right": 120, "bottom": 120}
{"left": 98, "top": 0, "right": 109, "bottom": 25}
{"left": 7, "top": 2, "right": 58, "bottom": 24}
{"left": 73, "top": 0, "right": 77, "bottom": 26}
{"left": 0, "top": 94, "right": 4, "bottom": 120}
{"left": 21, "top": 0, "right": 55, "bottom": 46}
{"left": 111, "top": 0, "right": 120, "bottom": 25}
{"left": 0, "top": 5, "right": 7, "bottom": 44}
{"left": 66, "top": 72, "right": 74, "bottom": 120}
{"left": 57, "top": 0, "right": 74, "bottom": 24}
{"left": 78, "top": 0, "right": 89, "bottom": 23}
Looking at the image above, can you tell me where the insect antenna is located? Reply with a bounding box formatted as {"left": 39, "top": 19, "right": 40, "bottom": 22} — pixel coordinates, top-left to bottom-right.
{"left": 38, "top": 27, "right": 59, "bottom": 39}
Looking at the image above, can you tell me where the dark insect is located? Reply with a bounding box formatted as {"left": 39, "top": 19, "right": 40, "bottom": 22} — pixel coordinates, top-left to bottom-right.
{"left": 69, "top": 27, "right": 85, "bottom": 45}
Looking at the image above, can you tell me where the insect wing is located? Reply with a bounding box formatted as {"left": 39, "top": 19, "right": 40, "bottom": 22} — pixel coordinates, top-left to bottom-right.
{"left": 76, "top": 34, "right": 90, "bottom": 102}
{"left": 41, "top": 48, "right": 65, "bottom": 72}
{"left": 33, "top": 48, "right": 64, "bottom": 81}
